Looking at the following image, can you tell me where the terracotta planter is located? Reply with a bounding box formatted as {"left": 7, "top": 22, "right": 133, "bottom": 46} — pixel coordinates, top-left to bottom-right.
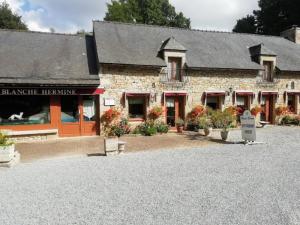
{"left": 221, "top": 130, "right": 229, "bottom": 141}
{"left": 0, "top": 144, "right": 15, "bottom": 163}
{"left": 176, "top": 126, "right": 184, "bottom": 133}
{"left": 204, "top": 127, "right": 212, "bottom": 136}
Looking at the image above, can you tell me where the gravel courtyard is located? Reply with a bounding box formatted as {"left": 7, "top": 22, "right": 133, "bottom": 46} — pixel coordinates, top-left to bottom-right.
{"left": 0, "top": 127, "right": 299, "bottom": 225}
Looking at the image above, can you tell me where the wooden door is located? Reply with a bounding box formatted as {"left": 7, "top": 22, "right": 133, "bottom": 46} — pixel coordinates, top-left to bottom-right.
{"left": 59, "top": 96, "right": 81, "bottom": 137}
{"left": 263, "top": 95, "right": 275, "bottom": 123}
{"left": 81, "top": 96, "right": 99, "bottom": 136}
{"left": 166, "top": 96, "right": 184, "bottom": 127}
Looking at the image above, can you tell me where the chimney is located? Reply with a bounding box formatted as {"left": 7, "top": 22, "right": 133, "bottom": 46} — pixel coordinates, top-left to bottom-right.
{"left": 280, "top": 25, "right": 300, "bottom": 44}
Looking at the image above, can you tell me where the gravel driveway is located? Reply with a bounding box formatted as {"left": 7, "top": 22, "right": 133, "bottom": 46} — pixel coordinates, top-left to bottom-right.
{"left": 0, "top": 126, "right": 299, "bottom": 225}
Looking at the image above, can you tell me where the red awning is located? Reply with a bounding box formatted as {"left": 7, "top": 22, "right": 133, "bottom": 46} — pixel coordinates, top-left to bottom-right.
{"left": 285, "top": 90, "right": 300, "bottom": 95}
{"left": 204, "top": 91, "right": 226, "bottom": 97}
{"left": 260, "top": 91, "right": 278, "bottom": 96}
{"left": 235, "top": 91, "right": 255, "bottom": 96}
{"left": 125, "top": 92, "right": 151, "bottom": 97}
{"left": 163, "top": 91, "right": 188, "bottom": 97}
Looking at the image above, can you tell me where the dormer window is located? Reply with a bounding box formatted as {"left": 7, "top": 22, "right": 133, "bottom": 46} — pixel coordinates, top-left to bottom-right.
{"left": 168, "top": 57, "right": 182, "bottom": 81}
{"left": 160, "top": 37, "right": 187, "bottom": 83}
{"left": 249, "top": 43, "right": 277, "bottom": 83}
{"left": 263, "top": 61, "right": 273, "bottom": 82}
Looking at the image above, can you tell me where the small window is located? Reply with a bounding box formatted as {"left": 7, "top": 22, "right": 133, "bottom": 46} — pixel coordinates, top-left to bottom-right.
{"left": 168, "top": 57, "right": 182, "bottom": 81}
{"left": 206, "top": 96, "right": 220, "bottom": 110}
{"left": 128, "top": 97, "right": 146, "bottom": 119}
{"left": 263, "top": 61, "right": 273, "bottom": 82}
{"left": 236, "top": 96, "right": 249, "bottom": 110}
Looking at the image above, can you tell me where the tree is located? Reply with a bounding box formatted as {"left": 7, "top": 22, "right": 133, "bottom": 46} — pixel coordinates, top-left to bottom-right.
{"left": 233, "top": 0, "right": 300, "bottom": 35}
{"left": 104, "top": 0, "right": 191, "bottom": 29}
{"left": 233, "top": 15, "right": 257, "bottom": 33}
{"left": 0, "top": 2, "right": 28, "bottom": 30}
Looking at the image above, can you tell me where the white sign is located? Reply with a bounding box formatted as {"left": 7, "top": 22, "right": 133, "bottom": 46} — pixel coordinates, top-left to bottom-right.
{"left": 104, "top": 98, "right": 115, "bottom": 106}
{"left": 240, "top": 110, "right": 256, "bottom": 142}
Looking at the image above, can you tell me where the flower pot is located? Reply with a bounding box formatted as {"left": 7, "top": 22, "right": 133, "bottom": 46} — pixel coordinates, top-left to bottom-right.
{"left": 0, "top": 144, "right": 15, "bottom": 163}
{"left": 221, "top": 130, "right": 229, "bottom": 141}
{"left": 104, "top": 137, "right": 119, "bottom": 155}
{"left": 204, "top": 127, "right": 212, "bottom": 136}
{"left": 177, "top": 126, "right": 184, "bottom": 133}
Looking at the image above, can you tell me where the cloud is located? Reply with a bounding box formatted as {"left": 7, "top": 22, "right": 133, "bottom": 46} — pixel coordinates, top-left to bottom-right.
{"left": 170, "top": 0, "right": 259, "bottom": 31}
{"left": 1, "top": 0, "right": 259, "bottom": 33}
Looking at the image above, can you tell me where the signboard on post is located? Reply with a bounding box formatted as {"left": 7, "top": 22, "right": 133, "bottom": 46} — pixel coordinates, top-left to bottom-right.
{"left": 240, "top": 110, "right": 256, "bottom": 142}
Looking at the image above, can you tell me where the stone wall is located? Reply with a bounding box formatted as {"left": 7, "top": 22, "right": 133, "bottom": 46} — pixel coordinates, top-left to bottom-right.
{"left": 99, "top": 65, "right": 300, "bottom": 122}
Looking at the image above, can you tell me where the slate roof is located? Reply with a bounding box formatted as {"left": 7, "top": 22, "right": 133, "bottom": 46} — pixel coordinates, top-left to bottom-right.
{"left": 160, "top": 37, "right": 186, "bottom": 51}
{"left": 249, "top": 44, "right": 277, "bottom": 56}
{"left": 93, "top": 21, "right": 300, "bottom": 71}
{"left": 0, "top": 30, "right": 99, "bottom": 86}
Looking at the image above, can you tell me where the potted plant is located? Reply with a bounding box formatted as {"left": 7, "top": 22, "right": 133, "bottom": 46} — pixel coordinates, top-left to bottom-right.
{"left": 175, "top": 118, "right": 185, "bottom": 133}
{"left": 211, "top": 110, "right": 236, "bottom": 141}
{"left": 0, "top": 132, "right": 15, "bottom": 163}
{"left": 198, "top": 116, "right": 212, "bottom": 136}
{"left": 101, "top": 108, "right": 122, "bottom": 155}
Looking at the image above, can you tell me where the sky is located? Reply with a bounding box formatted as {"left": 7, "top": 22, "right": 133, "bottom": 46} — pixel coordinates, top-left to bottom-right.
{"left": 1, "top": 0, "right": 259, "bottom": 33}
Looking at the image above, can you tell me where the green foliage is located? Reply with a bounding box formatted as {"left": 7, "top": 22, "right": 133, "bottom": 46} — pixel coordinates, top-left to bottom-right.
{"left": 155, "top": 122, "right": 169, "bottom": 134}
{"left": 280, "top": 115, "right": 300, "bottom": 126}
{"left": 0, "top": 2, "right": 28, "bottom": 30}
{"left": 110, "top": 118, "right": 131, "bottom": 137}
{"left": 104, "top": 0, "right": 191, "bottom": 29}
{"left": 0, "top": 132, "right": 13, "bottom": 147}
{"left": 175, "top": 118, "right": 184, "bottom": 126}
{"left": 233, "top": 15, "right": 257, "bottom": 33}
{"left": 134, "top": 120, "right": 169, "bottom": 136}
{"left": 198, "top": 116, "right": 212, "bottom": 129}
{"left": 138, "top": 120, "right": 157, "bottom": 136}
{"left": 210, "top": 110, "right": 236, "bottom": 130}
{"left": 233, "top": 0, "right": 300, "bottom": 35}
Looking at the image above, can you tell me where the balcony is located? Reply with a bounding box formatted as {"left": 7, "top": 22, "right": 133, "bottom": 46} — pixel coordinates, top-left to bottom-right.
{"left": 159, "top": 68, "right": 189, "bottom": 87}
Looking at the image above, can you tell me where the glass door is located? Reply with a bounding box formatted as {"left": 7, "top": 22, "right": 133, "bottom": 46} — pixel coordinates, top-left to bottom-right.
{"left": 60, "top": 96, "right": 81, "bottom": 137}
{"left": 166, "top": 98, "right": 176, "bottom": 127}
{"left": 81, "top": 96, "right": 99, "bottom": 136}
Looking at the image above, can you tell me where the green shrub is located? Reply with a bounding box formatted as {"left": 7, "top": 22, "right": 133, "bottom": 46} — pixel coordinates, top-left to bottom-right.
{"left": 138, "top": 120, "right": 158, "bottom": 136}
{"left": 156, "top": 123, "right": 169, "bottom": 134}
{"left": 281, "top": 115, "right": 300, "bottom": 126}
{"left": 210, "top": 110, "right": 236, "bottom": 130}
{"left": 0, "top": 132, "right": 13, "bottom": 147}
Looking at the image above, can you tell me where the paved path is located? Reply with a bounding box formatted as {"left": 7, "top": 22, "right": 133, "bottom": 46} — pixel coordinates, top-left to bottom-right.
{"left": 1, "top": 127, "right": 299, "bottom": 225}
{"left": 16, "top": 132, "right": 211, "bottom": 162}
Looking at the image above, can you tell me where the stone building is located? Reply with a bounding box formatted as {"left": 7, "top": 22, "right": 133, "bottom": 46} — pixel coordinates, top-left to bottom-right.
{"left": 94, "top": 21, "right": 300, "bottom": 126}
{"left": 0, "top": 21, "right": 300, "bottom": 139}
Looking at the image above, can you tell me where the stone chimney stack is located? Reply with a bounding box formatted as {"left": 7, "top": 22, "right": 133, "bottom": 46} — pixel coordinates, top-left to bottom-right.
{"left": 280, "top": 25, "right": 300, "bottom": 44}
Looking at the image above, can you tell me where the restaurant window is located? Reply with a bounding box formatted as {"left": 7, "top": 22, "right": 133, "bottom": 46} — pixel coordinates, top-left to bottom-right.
{"left": 0, "top": 96, "right": 50, "bottom": 126}
{"left": 167, "top": 57, "right": 182, "bottom": 81}
{"left": 206, "top": 96, "right": 220, "bottom": 110}
{"left": 83, "top": 96, "right": 96, "bottom": 121}
{"left": 263, "top": 61, "right": 273, "bottom": 82}
{"left": 61, "top": 96, "right": 79, "bottom": 123}
{"left": 128, "top": 97, "right": 145, "bottom": 119}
